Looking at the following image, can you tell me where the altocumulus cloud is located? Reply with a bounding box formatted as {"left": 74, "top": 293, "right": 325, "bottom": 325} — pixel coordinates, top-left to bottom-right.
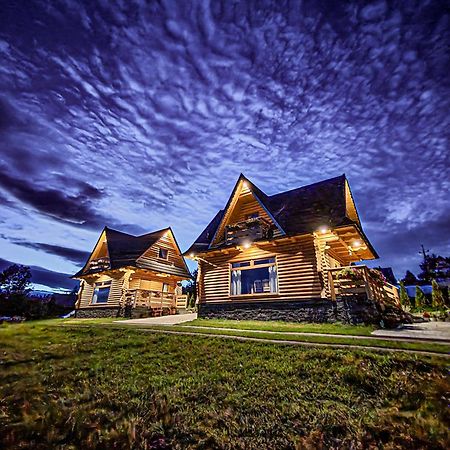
{"left": 0, "top": 0, "right": 449, "bottom": 288}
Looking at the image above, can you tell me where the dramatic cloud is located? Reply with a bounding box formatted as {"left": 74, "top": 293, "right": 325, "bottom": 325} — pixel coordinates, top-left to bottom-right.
{"left": 0, "top": 258, "right": 78, "bottom": 291}
{"left": 0, "top": 0, "right": 449, "bottom": 288}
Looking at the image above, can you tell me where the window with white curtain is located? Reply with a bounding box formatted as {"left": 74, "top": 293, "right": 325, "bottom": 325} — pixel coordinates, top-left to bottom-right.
{"left": 230, "top": 258, "right": 277, "bottom": 296}
{"left": 92, "top": 280, "right": 111, "bottom": 304}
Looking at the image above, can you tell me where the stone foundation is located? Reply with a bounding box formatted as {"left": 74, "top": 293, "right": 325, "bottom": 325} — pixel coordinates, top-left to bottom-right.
{"left": 75, "top": 307, "right": 125, "bottom": 319}
{"left": 198, "top": 297, "right": 384, "bottom": 325}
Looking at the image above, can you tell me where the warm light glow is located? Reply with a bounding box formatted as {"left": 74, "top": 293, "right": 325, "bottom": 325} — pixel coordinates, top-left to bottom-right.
{"left": 189, "top": 252, "right": 195, "bottom": 258}
{"left": 242, "top": 181, "right": 249, "bottom": 189}
{"left": 242, "top": 241, "right": 251, "bottom": 249}
{"left": 352, "top": 240, "right": 362, "bottom": 248}
{"left": 318, "top": 226, "right": 330, "bottom": 234}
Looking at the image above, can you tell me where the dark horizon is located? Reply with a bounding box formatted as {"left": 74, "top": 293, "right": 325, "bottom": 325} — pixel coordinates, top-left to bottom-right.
{"left": 0, "top": 0, "right": 449, "bottom": 290}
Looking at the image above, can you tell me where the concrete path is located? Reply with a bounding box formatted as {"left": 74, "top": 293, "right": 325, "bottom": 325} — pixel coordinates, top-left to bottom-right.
{"left": 116, "top": 313, "right": 197, "bottom": 326}
{"left": 372, "top": 321, "right": 450, "bottom": 342}
{"left": 132, "top": 327, "right": 449, "bottom": 358}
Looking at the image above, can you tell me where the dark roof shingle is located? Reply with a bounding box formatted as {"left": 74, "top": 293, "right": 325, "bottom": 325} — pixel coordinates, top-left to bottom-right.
{"left": 185, "top": 174, "right": 362, "bottom": 254}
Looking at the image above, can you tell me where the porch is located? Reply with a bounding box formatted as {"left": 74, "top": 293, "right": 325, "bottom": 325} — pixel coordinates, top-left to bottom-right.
{"left": 124, "top": 289, "right": 189, "bottom": 317}
{"left": 327, "top": 265, "right": 400, "bottom": 306}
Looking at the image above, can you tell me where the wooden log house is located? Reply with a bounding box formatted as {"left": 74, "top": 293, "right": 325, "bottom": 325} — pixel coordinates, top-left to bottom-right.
{"left": 73, "top": 227, "right": 191, "bottom": 318}
{"left": 185, "top": 174, "right": 400, "bottom": 324}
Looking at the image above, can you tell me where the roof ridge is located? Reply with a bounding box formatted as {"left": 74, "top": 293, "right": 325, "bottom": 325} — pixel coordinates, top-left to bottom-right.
{"left": 268, "top": 174, "right": 346, "bottom": 199}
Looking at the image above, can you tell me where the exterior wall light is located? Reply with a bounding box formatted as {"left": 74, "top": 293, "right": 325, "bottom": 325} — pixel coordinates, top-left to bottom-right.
{"left": 318, "top": 226, "right": 330, "bottom": 234}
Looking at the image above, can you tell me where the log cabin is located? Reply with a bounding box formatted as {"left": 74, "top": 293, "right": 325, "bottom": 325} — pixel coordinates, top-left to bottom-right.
{"left": 73, "top": 227, "right": 191, "bottom": 318}
{"left": 185, "top": 174, "right": 400, "bottom": 324}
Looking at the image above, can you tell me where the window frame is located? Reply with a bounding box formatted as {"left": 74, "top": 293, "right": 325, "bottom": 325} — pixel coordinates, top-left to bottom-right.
{"left": 229, "top": 257, "right": 278, "bottom": 297}
{"left": 91, "top": 280, "right": 112, "bottom": 305}
{"left": 158, "top": 247, "right": 169, "bottom": 260}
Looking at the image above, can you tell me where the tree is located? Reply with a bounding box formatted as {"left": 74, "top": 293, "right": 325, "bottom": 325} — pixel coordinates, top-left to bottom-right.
{"left": 0, "top": 264, "right": 32, "bottom": 315}
{"left": 402, "top": 270, "right": 418, "bottom": 285}
{"left": 399, "top": 281, "right": 410, "bottom": 309}
{"left": 184, "top": 269, "right": 197, "bottom": 309}
{"left": 418, "top": 246, "right": 450, "bottom": 283}
{"left": 415, "top": 286, "right": 426, "bottom": 310}
{"left": 0, "top": 264, "right": 31, "bottom": 297}
{"left": 431, "top": 279, "right": 445, "bottom": 309}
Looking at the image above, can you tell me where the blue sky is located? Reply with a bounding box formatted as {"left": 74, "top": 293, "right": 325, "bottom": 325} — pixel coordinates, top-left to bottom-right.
{"left": 0, "top": 0, "right": 449, "bottom": 290}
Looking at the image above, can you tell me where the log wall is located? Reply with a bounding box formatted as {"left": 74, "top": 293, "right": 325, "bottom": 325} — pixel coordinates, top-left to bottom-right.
{"left": 199, "top": 235, "right": 322, "bottom": 304}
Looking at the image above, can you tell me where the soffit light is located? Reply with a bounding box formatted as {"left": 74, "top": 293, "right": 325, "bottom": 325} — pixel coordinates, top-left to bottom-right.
{"left": 352, "top": 240, "right": 362, "bottom": 249}
{"left": 318, "top": 226, "right": 330, "bottom": 234}
{"left": 242, "top": 241, "right": 252, "bottom": 249}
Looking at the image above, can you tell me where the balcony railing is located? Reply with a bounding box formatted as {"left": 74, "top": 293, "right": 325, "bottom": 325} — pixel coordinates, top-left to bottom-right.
{"left": 88, "top": 257, "right": 110, "bottom": 272}
{"left": 224, "top": 217, "right": 273, "bottom": 246}
{"left": 327, "top": 266, "right": 400, "bottom": 306}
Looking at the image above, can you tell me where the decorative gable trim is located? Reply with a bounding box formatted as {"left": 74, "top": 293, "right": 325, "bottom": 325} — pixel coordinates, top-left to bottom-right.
{"left": 344, "top": 178, "right": 362, "bottom": 227}
{"left": 209, "top": 174, "right": 285, "bottom": 248}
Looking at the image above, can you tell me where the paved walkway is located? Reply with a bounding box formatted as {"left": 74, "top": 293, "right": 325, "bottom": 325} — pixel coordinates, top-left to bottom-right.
{"left": 116, "top": 313, "right": 197, "bottom": 326}
{"left": 132, "top": 327, "right": 449, "bottom": 358}
{"left": 372, "top": 321, "right": 450, "bottom": 342}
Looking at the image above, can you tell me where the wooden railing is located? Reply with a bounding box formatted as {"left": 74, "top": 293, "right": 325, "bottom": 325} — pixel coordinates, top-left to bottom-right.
{"left": 225, "top": 217, "right": 272, "bottom": 246}
{"left": 175, "top": 294, "right": 188, "bottom": 309}
{"left": 327, "top": 266, "right": 400, "bottom": 306}
{"left": 125, "top": 289, "right": 187, "bottom": 315}
{"left": 88, "top": 257, "right": 110, "bottom": 272}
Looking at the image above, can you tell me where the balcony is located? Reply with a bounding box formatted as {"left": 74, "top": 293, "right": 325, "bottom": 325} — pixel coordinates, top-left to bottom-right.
{"left": 87, "top": 257, "right": 110, "bottom": 273}
{"left": 327, "top": 265, "right": 400, "bottom": 306}
{"left": 224, "top": 217, "right": 273, "bottom": 246}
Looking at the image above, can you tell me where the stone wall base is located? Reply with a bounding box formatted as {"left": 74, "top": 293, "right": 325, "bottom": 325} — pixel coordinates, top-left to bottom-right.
{"left": 75, "top": 307, "right": 125, "bottom": 319}
{"left": 198, "top": 297, "right": 383, "bottom": 325}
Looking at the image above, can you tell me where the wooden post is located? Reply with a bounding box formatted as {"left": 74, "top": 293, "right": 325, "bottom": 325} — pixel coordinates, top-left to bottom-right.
{"left": 328, "top": 270, "right": 336, "bottom": 301}
{"left": 363, "top": 266, "right": 373, "bottom": 300}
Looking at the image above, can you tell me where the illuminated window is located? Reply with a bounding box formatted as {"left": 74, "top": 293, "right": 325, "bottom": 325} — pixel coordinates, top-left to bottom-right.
{"left": 230, "top": 258, "right": 277, "bottom": 296}
{"left": 92, "top": 280, "right": 111, "bottom": 304}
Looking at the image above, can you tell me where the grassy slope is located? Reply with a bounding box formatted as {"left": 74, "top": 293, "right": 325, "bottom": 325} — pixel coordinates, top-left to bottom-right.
{"left": 179, "top": 318, "right": 377, "bottom": 335}
{"left": 1, "top": 322, "right": 449, "bottom": 449}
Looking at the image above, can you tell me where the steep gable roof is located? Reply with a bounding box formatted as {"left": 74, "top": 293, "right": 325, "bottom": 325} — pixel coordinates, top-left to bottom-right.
{"left": 209, "top": 174, "right": 285, "bottom": 247}
{"left": 185, "top": 174, "right": 373, "bottom": 255}
{"left": 74, "top": 226, "right": 190, "bottom": 278}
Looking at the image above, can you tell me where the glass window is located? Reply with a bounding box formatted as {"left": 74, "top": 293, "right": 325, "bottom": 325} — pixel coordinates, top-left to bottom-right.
{"left": 231, "top": 261, "right": 251, "bottom": 268}
{"left": 92, "top": 281, "right": 111, "bottom": 304}
{"left": 230, "top": 258, "right": 277, "bottom": 296}
{"left": 158, "top": 248, "right": 168, "bottom": 259}
{"left": 254, "top": 258, "right": 275, "bottom": 265}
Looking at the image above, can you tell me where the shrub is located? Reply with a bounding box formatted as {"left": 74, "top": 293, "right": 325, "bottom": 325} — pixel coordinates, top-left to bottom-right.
{"left": 431, "top": 280, "right": 445, "bottom": 309}
{"left": 399, "top": 282, "right": 410, "bottom": 309}
{"left": 415, "top": 286, "right": 426, "bottom": 310}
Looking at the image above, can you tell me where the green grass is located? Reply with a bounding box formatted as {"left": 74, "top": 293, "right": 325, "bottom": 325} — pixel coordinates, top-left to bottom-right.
{"left": 179, "top": 318, "right": 377, "bottom": 335}
{"left": 1, "top": 321, "right": 449, "bottom": 449}
{"left": 132, "top": 324, "right": 450, "bottom": 354}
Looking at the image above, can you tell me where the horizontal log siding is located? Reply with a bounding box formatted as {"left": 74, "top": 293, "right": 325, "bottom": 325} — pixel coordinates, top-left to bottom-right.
{"left": 78, "top": 273, "right": 124, "bottom": 308}
{"left": 137, "top": 232, "right": 188, "bottom": 276}
{"left": 128, "top": 277, "right": 175, "bottom": 293}
{"left": 200, "top": 235, "right": 322, "bottom": 304}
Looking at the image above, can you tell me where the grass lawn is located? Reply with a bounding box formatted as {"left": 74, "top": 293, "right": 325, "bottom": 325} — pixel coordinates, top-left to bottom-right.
{"left": 179, "top": 318, "right": 377, "bottom": 335}
{"left": 1, "top": 321, "right": 449, "bottom": 449}
{"left": 129, "top": 324, "right": 450, "bottom": 354}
